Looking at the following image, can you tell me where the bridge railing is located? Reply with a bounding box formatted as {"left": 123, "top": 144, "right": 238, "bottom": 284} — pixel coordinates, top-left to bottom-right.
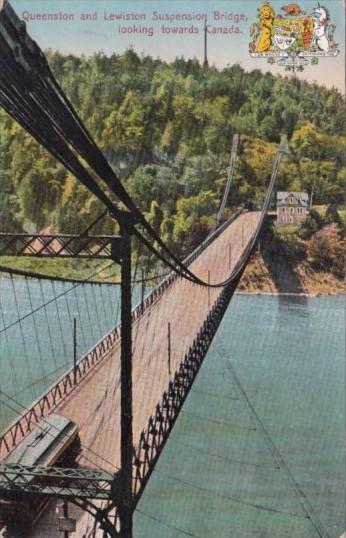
{"left": 132, "top": 211, "right": 266, "bottom": 504}
{"left": 132, "top": 278, "right": 238, "bottom": 501}
{"left": 0, "top": 209, "right": 243, "bottom": 459}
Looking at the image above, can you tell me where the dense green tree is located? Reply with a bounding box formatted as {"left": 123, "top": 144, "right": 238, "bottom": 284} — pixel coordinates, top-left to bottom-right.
{"left": 0, "top": 50, "right": 344, "bottom": 255}
{"left": 307, "top": 224, "right": 344, "bottom": 276}
{"left": 172, "top": 190, "right": 218, "bottom": 253}
{"left": 298, "top": 208, "right": 325, "bottom": 240}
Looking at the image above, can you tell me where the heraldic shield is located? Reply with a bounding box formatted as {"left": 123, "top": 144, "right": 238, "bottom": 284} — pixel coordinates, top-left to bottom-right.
{"left": 249, "top": 2, "right": 339, "bottom": 71}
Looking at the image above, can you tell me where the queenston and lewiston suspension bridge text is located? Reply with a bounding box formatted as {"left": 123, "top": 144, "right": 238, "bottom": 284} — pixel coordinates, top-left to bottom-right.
{"left": 21, "top": 11, "right": 247, "bottom": 23}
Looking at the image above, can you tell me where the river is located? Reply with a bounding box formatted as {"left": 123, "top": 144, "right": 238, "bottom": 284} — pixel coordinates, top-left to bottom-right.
{"left": 0, "top": 279, "right": 344, "bottom": 537}
{"left": 135, "top": 294, "right": 345, "bottom": 538}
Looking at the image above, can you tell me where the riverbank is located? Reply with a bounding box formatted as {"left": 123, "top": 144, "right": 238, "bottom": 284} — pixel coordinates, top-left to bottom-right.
{"left": 238, "top": 250, "right": 345, "bottom": 296}
{"left": 2, "top": 222, "right": 344, "bottom": 296}
{"left": 237, "top": 216, "right": 345, "bottom": 296}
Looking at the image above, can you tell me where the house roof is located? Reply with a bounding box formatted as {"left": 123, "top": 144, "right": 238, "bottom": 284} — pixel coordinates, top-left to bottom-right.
{"left": 277, "top": 191, "right": 309, "bottom": 207}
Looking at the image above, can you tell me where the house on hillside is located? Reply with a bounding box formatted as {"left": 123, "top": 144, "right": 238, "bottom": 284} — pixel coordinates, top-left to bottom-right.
{"left": 276, "top": 191, "right": 309, "bottom": 225}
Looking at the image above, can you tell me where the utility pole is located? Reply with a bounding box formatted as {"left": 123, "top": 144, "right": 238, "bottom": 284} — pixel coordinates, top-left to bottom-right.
{"left": 63, "top": 500, "right": 69, "bottom": 538}
{"left": 167, "top": 322, "right": 171, "bottom": 377}
{"left": 141, "top": 268, "right": 145, "bottom": 313}
{"left": 203, "top": 21, "right": 209, "bottom": 69}
{"left": 57, "top": 499, "right": 76, "bottom": 537}
{"left": 73, "top": 318, "right": 77, "bottom": 386}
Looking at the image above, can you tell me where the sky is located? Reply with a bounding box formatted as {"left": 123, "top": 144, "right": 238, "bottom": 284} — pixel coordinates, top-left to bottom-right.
{"left": 10, "top": 0, "right": 346, "bottom": 93}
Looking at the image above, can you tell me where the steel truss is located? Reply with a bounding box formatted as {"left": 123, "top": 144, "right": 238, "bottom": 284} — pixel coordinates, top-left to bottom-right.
{"left": 0, "top": 233, "right": 122, "bottom": 261}
{"left": 0, "top": 463, "right": 118, "bottom": 500}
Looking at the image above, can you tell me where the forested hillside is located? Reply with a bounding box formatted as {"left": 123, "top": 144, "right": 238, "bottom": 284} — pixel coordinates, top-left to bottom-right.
{"left": 0, "top": 50, "right": 345, "bottom": 257}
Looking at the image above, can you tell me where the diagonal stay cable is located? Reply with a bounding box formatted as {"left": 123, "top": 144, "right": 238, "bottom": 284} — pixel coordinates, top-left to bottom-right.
{"left": 153, "top": 468, "right": 308, "bottom": 520}
{"left": 0, "top": 279, "right": 19, "bottom": 392}
{"left": 15, "top": 363, "right": 71, "bottom": 398}
{"left": 218, "top": 349, "right": 330, "bottom": 538}
{"left": 168, "top": 436, "right": 274, "bottom": 469}
{"left": 136, "top": 508, "right": 201, "bottom": 538}
{"left": 24, "top": 276, "right": 47, "bottom": 382}
{"left": 0, "top": 262, "right": 115, "bottom": 335}
{"left": 0, "top": 263, "right": 117, "bottom": 285}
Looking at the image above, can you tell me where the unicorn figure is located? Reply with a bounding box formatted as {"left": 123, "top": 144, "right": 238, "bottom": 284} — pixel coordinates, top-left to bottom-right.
{"left": 311, "top": 3, "right": 331, "bottom": 52}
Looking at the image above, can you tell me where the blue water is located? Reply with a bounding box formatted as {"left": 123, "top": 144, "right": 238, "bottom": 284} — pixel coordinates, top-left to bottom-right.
{"left": 134, "top": 294, "right": 345, "bottom": 538}
{"left": 0, "top": 281, "right": 344, "bottom": 537}
{"left": 0, "top": 276, "right": 142, "bottom": 429}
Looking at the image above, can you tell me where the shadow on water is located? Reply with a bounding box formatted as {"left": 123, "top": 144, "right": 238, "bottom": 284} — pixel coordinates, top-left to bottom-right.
{"left": 277, "top": 293, "right": 310, "bottom": 322}
{"left": 260, "top": 222, "right": 308, "bottom": 309}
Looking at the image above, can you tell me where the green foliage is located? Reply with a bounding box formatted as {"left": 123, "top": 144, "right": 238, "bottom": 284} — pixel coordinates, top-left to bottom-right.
{"left": 307, "top": 224, "right": 344, "bottom": 276}
{"left": 262, "top": 220, "right": 305, "bottom": 267}
{"left": 298, "top": 208, "right": 325, "bottom": 240}
{"left": 171, "top": 190, "right": 218, "bottom": 255}
{"left": 275, "top": 228, "right": 306, "bottom": 262}
{"left": 1, "top": 256, "right": 113, "bottom": 281}
{"left": 325, "top": 204, "right": 344, "bottom": 231}
{"left": 0, "top": 51, "right": 344, "bottom": 254}
{"left": 146, "top": 200, "right": 164, "bottom": 235}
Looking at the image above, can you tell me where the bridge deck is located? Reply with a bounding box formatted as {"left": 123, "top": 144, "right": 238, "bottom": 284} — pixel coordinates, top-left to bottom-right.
{"left": 2, "top": 211, "right": 260, "bottom": 537}
{"left": 56, "top": 212, "right": 259, "bottom": 471}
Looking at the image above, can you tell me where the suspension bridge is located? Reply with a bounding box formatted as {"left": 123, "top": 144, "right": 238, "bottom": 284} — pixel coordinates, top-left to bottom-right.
{"left": 0, "top": 209, "right": 263, "bottom": 538}
{"left": 0, "top": 1, "right": 305, "bottom": 537}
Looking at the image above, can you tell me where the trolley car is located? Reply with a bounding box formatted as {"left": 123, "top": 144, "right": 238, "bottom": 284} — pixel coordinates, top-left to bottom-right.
{"left": 0, "top": 414, "right": 81, "bottom": 534}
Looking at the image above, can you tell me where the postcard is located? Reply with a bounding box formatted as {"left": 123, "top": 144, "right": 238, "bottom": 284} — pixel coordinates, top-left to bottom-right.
{"left": 0, "top": 1, "right": 344, "bottom": 537}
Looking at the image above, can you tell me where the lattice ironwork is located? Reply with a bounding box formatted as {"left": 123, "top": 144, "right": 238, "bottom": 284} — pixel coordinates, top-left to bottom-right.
{"left": 0, "top": 463, "right": 118, "bottom": 500}
{"left": 0, "top": 233, "right": 122, "bottom": 260}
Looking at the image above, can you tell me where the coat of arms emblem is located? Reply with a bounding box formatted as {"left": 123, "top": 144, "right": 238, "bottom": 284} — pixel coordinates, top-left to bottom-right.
{"left": 249, "top": 2, "right": 339, "bottom": 71}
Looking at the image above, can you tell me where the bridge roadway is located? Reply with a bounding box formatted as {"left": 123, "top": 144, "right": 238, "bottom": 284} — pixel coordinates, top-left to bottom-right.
{"left": 2, "top": 211, "right": 261, "bottom": 538}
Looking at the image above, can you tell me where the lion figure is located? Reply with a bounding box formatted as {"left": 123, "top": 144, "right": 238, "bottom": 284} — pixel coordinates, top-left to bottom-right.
{"left": 256, "top": 3, "right": 276, "bottom": 53}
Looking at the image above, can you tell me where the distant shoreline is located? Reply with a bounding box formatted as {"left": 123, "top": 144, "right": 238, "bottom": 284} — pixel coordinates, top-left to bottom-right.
{"left": 238, "top": 247, "right": 345, "bottom": 298}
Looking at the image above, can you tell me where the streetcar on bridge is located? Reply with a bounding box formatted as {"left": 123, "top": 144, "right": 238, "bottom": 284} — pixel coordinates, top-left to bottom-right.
{"left": 0, "top": 414, "right": 80, "bottom": 535}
